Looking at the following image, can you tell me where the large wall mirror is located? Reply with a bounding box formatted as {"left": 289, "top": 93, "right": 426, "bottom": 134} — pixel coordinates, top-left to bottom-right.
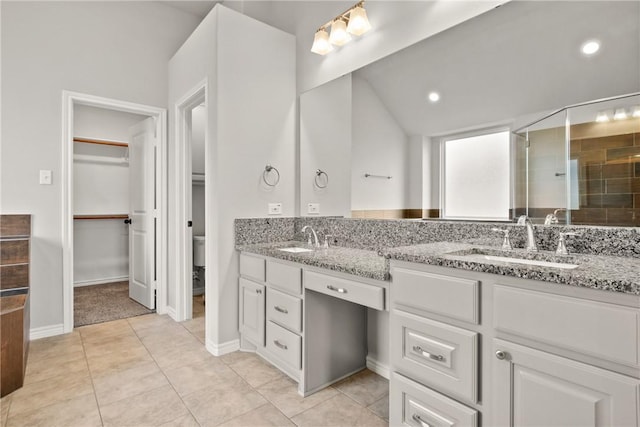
{"left": 299, "top": 0, "right": 640, "bottom": 226}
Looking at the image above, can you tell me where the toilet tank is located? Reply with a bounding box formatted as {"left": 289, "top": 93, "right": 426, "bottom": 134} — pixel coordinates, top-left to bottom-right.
{"left": 193, "top": 235, "right": 205, "bottom": 267}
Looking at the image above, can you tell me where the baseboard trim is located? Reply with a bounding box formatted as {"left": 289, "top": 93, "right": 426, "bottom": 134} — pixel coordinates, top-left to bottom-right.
{"left": 74, "top": 276, "right": 128, "bottom": 287}
{"left": 30, "top": 323, "right": 65, "bottom": 340}
{"left": 206, "top": 338, "right": 240, "bottom": 356}
{"left": 166, "top": 307, "right": 178, "bottom": 321}
{"left": 366, "top": 355, "right": 390, "bottom": 380}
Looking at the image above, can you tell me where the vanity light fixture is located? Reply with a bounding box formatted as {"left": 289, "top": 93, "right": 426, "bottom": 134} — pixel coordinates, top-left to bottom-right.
{"left": 311, "top": 1, "right": 372, "bottom": 55}
{"left": 595, "top": 111, "right": 610, "bottom": 122}
{"left": 631, "top": 106, "right": 640, "bottom": 118}
{"left": 613, "top": 108, "right": 628, "bottom": 120}
{"left": 581, "top": 40, "right": 600, "bottom": 56}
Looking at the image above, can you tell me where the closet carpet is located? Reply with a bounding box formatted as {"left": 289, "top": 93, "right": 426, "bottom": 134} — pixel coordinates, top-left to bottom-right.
{"left": 74, "top": 281, "right": 153, "bottom": 327}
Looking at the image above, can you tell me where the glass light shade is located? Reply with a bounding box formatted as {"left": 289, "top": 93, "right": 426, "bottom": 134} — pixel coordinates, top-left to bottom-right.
{"left": 613, "top": 108, "right": 628, "bottom": 120}
{"left": 329, "top": 19, "right": 351, "bottom": 46}
{"left": 632, "top": 106, "right": 640, "bottom": 118}
{"left": 311, "top": 28, "right": 333, "bottom": 55}
{"left": 347, "top": 5, "right": 371, "bottom": 36}
{"left": 595, "top": 111, "right": 609, "bottom": 122}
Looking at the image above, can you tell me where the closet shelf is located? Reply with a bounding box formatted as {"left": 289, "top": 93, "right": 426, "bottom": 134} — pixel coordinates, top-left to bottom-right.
{"left": 73, "top": 137, "right": 128, "bottom": 147}
{"left": 74, "top": 214, "right": 129, "bottom": 220}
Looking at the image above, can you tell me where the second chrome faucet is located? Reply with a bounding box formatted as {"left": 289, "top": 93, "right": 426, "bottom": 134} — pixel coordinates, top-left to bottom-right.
{"left": 517, "top": 215, "right": 538, "bottom": 252}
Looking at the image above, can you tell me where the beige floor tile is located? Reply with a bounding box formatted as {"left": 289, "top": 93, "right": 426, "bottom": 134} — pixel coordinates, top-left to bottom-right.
{"left": 227, "top": 354, "right": 285, "bottom": 388}
{"left": 367, "top": 394, "right": 389, "bottom": 421}
{"left": 142, "top": 329, "right": 199, "bottom": 352}
{"left": 136, "top": 320, "right": 190, "bottom": 341}
{"left": 219, "top": 350, "right": 257, "bottom": 366}
{"left": 8, "top": 370, "right": 93, "bottom": 416}
{"left": 159, "top": 413, "right": 201, "bottom": 427}
{"left": 86, "top": 345, "right": 154, "bottom": 377}
{"left": 257, "top": 376, "right": 339, "bottom": 418}
{"left": 92, "top": 360, "right": 169, "bottom": 406}
{"left": 219, "top": 402, "right": 294, "bottom": 427}
{"left": 1, "top": 394, "right": 12, "bottom": 427}
{"left": 181, "top": 317, "right": 204, "bottom": 333}
{"left": 78, "top": 318, "right": 133, "bottom": 342}
{"left": 334, "top": 369, "right": 389, "bottom": 406}
{"left": 6, "top": 393, "right": 101, "bottom": 427}
{"left": 128, "top": 313, "right": 175, "bottom": 331}
{"left": 182, "top": 375, "right": 266, "bottom": 427}
{"left": 24, "top": 350, "right": 88, "bottom": 385}
{"left": 164, "top": 358, "right": 238, "bottom": 397}
{"left": 291, "top": 394, "right": 387, "bottom": 427}
{"left": 100, "top": 384, "right": 190, "bottom": 427}
{"left": 150, "top": 342, "right": 213, "bottom": 370}
{"left": 82, "top": 333, "right": 145, "bottom": 357}
{"left": 28, "top": 333, "right": 83, "bottom": 363}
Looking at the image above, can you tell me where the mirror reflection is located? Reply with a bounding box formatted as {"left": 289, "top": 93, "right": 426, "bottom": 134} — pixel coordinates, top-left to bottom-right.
{"left": 299, "top": 0, "right": 640, "bottom": 225}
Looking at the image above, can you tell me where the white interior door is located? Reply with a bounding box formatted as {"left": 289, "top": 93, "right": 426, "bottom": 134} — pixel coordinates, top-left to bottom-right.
{"left": 128, "top": 117, "right": 156, "bottom": 309}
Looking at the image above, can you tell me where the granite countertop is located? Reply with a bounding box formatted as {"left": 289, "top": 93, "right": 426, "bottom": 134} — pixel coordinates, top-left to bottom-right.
{"left": 237, "top": 240, "right": 640, "bottom": 295}
{"left": 384, "top": 242, "right": 640, "bottom": 296}
{"left": 236, "top": 241, "right": 388, "bottom": 281}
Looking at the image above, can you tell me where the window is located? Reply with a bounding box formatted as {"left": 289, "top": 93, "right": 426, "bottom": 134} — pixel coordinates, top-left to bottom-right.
{"left": 441, "top": 129, "right": 510, "bottom": 220}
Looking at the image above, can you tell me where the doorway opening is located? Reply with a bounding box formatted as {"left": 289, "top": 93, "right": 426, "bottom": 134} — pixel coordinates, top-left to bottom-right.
{"left": 190, "top": 103, "right": 207, "bottom": 321}
{"left": 62, "top": 91, "right": 168, "bottom": 334}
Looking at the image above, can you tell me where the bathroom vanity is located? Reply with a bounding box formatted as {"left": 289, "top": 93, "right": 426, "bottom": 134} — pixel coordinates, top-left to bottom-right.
{"left": 236, "top": 217, "right": 640, "bottom": 426}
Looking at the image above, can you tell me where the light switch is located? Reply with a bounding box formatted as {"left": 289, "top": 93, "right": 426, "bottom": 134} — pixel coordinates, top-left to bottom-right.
{"left": 308, "top": 203, "right": 320, "bottom": 214}
{"left": 39, "top": 170, "right": 52, "bottom": 185}
{"left": 268, "top": 203, "right": 282, "bottom": 215}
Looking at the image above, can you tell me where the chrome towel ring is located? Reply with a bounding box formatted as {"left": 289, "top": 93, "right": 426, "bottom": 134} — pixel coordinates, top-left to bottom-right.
{"left": 263, "top": 164, "right": 280, "bottom": 187}
{"left": 315, "top": 169, "right": 328, "bottom": 188}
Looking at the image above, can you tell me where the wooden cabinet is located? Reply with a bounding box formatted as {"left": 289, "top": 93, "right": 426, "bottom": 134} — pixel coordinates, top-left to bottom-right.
{"left": 239, "top": 278, "right": 265, "bottom": 346}
{"left": 493, "top": 339, "right": 639, "bottom": 427}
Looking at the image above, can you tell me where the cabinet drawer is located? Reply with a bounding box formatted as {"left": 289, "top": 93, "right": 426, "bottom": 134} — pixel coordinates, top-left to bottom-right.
{"left": 494, "top": 285, "right": 640, "bottom": 367}
{"left": 267, "top": 260, "right": 302, "bottom": 296}
{"left": 267, "top": 287, "right": 302, "bottom": 333}
{"left": 266, "top": 321, "right": 301, "bottom": 371}
{"left": 391, "top": 309, "right": 478, "bottom": 403}
{"left": 0, "top": 240, "right": 29, "bottom": 266}
{"left": 305, "top": 270, "right": 384, "bottom": 310}
{"left": 392, "top": 267, "right": 479, "bottom": 324}
{"left": 390, "top": 372, "right": 478, "bottom": 427}
{"left": 240, "top": 253, "right": 265, "bottom": 282}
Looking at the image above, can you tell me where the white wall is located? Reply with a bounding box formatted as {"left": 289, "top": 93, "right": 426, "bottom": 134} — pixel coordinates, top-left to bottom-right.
{"left": 408, "top": 136, "right": 424, "bottom": 211}
{"left": 169, "top": 5, "right": 296, "bottom": 346}
{"left": 1, "top": 1, "right": 202, "bottom": 330}
{"left": 73, "top": 106, "right": 147, "bottom": 286}
{"left": 351, "top": 75, "right": 408, "bottom": 211}
{"left": 299, "top": 75, "right": 352, "bottom": 217}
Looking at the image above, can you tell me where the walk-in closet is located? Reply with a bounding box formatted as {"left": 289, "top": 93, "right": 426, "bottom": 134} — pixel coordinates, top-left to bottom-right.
{"left": 73, "top": 105, "right": 152, "bottom": 327}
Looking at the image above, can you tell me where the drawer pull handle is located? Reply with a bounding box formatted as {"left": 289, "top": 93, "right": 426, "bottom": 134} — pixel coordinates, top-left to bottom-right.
{"left": 274, "top": 340, "right": 288, "bottom": 350}
{"left": 274, "top": 306, "right": 288, "bottom": 314}
{"left": 327, "top": 285, "right": 347, "bottom": 294}
{"left": 413, "top": 345, "right": 445, "bottom": 362}
{"left": 412, "top": 414, "right": 433, "bottom": 427}
{"left": 256, "top": 289, "right": 262, "bottom": 294}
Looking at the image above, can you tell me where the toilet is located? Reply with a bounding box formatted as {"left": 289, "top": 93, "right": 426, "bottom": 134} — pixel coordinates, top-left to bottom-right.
{"left": 193, "top": 235, "right": 205, "bottom": 296}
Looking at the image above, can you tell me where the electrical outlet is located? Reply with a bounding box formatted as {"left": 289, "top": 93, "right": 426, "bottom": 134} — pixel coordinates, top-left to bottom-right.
{"left": 268, "top": 203, "right": 282, "bottom": 215}
{"left": 308, "top": 203, "right": 320, "bottom": 214}
{"left": 39, "top": 170, "right": 52, "bottom": 185}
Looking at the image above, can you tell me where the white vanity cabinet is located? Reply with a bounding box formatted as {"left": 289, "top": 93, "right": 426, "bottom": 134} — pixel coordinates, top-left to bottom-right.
{"left": 389, "top": 260, "right": 640, "bottom": 427}
{"left": 238, "top": 251, "right": 388, "bottom": 396}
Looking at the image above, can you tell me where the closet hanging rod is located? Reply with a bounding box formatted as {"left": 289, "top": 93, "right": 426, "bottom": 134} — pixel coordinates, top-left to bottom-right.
{"left": 73, "top": 214, "right": 129, "bottom": 220}
{"left": 73, "top": 137, "right": 128, "bottom": 147}
{"left": 74, "top": 154, "right": 128, "bottom": 165}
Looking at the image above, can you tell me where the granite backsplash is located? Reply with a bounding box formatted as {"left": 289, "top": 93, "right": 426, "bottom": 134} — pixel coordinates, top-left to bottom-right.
{"left": 234, "top": 217, "right": 640, "bottom": 258}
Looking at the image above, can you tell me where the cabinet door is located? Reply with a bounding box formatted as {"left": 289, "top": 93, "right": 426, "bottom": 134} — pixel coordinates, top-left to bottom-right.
{"left": 493, "top": 339, "right": 639, "bottom": 427}
{"left": 239, "top": 278, "right": 265, "bottom": 346}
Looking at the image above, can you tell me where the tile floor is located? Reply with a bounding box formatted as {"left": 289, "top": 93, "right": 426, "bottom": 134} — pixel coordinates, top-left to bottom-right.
{"left": 1, "top": 296, "right": 388, "bottom": 427}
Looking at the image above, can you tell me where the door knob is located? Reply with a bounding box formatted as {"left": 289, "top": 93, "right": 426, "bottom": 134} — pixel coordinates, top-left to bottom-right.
{"left": 495, "top": 350, "right": 507, "bottom": 360}
{"left": 124, "top": 218, "right": 132, "bottom": 224}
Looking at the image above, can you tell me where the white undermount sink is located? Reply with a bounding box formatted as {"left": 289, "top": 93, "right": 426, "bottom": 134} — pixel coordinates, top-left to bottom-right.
{"left": 278, "top": 247, "right": 313, "bottom": 253}
{"left": 462, "top": 253, "right": 579, "bottom": 270}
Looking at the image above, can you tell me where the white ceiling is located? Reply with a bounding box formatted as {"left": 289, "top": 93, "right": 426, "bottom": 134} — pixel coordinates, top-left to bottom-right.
{"left": 356, "top": 1, "right": 640, "bottom": 137}
{"left": 158, "top": 1, "right": 218, "bottom": 18}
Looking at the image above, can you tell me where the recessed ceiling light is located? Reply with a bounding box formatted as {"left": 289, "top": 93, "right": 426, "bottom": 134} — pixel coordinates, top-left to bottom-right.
{"left": 428, "top": 92, "right": 440, "bottom": 103}
{"left": 581, "top": 40, "right": 600, "bottom": 56}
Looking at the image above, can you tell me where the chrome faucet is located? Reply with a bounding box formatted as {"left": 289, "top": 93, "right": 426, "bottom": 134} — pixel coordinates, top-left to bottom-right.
{"left": 544, "top": 208, "right": 566, "bottom": 225}
{"left": 517, "top": 215, "right": 538, "bottom": 252}
{"left": 301, "top": 225, "right": 320, "bottom": 248}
